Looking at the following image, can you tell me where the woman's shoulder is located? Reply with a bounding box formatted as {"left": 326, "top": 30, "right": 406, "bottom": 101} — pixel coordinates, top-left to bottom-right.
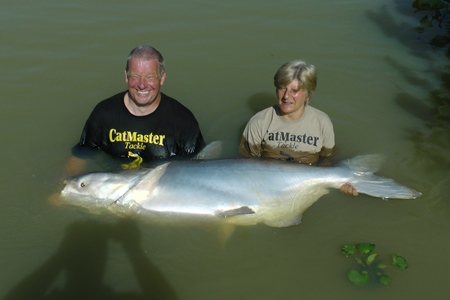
{"left": 305, "top": 105, "right": 331, "bottom": 121}
{"left": 249, "top": 105, "right": 278, "bottom": 121}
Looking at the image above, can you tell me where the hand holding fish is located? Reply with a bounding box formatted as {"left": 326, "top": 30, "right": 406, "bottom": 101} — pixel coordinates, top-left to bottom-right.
{"left": 340, "top": 183, "right": 359, "bottom": 196}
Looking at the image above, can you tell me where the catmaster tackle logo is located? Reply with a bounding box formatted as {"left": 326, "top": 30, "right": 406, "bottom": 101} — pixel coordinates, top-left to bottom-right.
{"left": 109, "top": 129, "right": 165, "bottom": 150}
{"left": 267, "top": 131, "right": 319, "bottom": 146}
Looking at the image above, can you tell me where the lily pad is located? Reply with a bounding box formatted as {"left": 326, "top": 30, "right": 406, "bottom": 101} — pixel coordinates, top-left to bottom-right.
{"left": 347, "top": 270, "right": 369, "bottom": 286}
{"left": 392, "top": 254, "right": 408, "bottom": 270}
{"left": 366, "top": 253, "right": 378, "bottom": 266}
{"left": 341, "top": 244, "right": 355, "bottom": 257}
{"left": 356, "top": 243, "right": 376, "bottom": 254}
{"left": 379, "top": 275, "right": 392, "bottom": 286}
{"left": 340, "top": 242, "right": 409, "bottom": 287}
{"left": 355, "top": 257, "right": 363, "bottom": 266}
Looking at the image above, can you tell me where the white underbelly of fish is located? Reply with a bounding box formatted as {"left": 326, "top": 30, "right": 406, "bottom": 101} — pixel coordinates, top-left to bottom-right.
{"left": 117, "top": 180, "right": 328, "bottom": 227}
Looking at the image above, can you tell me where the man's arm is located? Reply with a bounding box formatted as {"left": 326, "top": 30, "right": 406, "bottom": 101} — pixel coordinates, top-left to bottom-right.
{"left": 61, "top": 155, "right": 88, "bottom": 180}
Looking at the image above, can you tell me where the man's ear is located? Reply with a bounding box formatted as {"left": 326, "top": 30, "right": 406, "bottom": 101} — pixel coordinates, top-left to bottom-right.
{"left": 160, "top": 72, "right": 166, "bottom": 85}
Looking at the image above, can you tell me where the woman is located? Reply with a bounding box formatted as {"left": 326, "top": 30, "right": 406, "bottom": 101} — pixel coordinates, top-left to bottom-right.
{"left": 239, "top": 60, "right": 357, "bottom": 195}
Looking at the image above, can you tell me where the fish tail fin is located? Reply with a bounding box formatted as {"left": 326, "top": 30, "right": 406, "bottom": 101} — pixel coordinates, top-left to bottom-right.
{"left": 344, "top": 155, "right": 422, "bottom": 199}
{"left": 351, "top": 175, "right": 422, "bottom": 199}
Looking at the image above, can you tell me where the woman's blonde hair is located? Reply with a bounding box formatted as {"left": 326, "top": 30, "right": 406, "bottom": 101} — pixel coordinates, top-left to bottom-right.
{"left": 274, "top": 60, "right": 317, "bottom": 98}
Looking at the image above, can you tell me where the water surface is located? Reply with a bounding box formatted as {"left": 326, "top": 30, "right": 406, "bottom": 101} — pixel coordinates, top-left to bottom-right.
{"left": 1, "top": 0, "right": 449, "bottom": 299}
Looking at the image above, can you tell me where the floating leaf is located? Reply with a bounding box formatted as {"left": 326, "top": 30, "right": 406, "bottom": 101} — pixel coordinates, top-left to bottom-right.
{"left": 356, "top": 243, "right": 376, "bottom": 254}
{"left": 347, "top": 270, "right": 369, "bottom": 286}
{"left": 392, "top": 254, "right": 408, "bottom": 270}
{"left": 412, "top": 0, "right": 448, "bottom": 11}
{"left": 366, "top": 253, "right": 378, "bottom": 266}
{"left": 355, "top": 257, "right": 363, "bottom": 265}
{"left": 341, "top": 244, "right": 355, "bottom": 257}
{"left": 339, "top": 243, "right": 409, "bottom": 287}
{"left": 379, "top": 275, "right": 392, "bottom": 286}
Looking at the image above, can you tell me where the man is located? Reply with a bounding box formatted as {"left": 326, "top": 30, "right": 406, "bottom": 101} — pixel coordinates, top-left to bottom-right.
{"left": 64, "top": 45, "right": 205, "bottom": 177}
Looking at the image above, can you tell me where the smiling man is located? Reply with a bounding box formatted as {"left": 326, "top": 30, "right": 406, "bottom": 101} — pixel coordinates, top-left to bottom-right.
{"left": 64, "top": 45, "right": 205, "bottom": 176}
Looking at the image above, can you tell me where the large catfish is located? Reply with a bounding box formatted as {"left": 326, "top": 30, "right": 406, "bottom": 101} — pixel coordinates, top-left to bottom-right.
{"left": 60, "top": 151, "right": 421, "bottom": 227}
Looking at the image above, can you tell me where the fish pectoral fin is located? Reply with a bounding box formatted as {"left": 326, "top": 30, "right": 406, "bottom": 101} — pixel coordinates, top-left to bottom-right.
{"left": 216, "top": 206, "right": 255, "bottom": 218}
{"left": 118, "top": 162, "right": 170, "bottom": 205}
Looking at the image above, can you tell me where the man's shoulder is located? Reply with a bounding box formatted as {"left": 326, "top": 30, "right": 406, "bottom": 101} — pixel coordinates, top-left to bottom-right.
{"left": 86, "top": 91, "right": 126, "bottom": 122}
{"left": 89, "top": 91, "right": 126, "bottom": 116}
{"left": 160, "top": 93, "right": 186, "bottom": 107}
{"left": 159, "top": 93, "right": 195, "bottom": 115}
{"left": 95, "top": 91, "right": 126, "bottom": 107}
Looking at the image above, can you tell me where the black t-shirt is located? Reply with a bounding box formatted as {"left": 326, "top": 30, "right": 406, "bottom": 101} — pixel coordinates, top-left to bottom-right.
{"left": 73, "top": 91, "right": 205, "bottom": 161}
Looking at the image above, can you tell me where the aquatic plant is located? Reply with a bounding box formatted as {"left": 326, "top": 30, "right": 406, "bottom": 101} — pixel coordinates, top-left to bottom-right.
{"left": 340, "top": 243, "right": 408, "bottom": 286}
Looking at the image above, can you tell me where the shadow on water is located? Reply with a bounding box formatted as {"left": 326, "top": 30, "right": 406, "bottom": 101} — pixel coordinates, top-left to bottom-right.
{"left": 367, "top": 1, "right": 450, "bottom": 167}
{"left": 3, "top": 219, "right": 178, "bottom": 300}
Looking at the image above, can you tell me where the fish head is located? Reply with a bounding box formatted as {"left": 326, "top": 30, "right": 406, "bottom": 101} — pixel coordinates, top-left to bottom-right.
{"left": 60, "top": 172, "right": 139, "bottom": 205}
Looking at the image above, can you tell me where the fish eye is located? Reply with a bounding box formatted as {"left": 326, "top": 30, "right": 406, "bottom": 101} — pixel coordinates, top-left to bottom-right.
{"left": 80, "top": 182, "right": 85, "bottom": 188}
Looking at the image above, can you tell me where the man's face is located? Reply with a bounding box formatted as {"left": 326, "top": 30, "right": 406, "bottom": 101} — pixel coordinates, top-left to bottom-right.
{"left": 125, "top": 58, "right": 166, "bottom": 108}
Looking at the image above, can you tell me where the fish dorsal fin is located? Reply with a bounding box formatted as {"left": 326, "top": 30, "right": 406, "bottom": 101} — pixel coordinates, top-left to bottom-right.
{"left": 216, "top": 206, "right": 255, "bottom": 218}
{"left": 118, "top": 162, "right": 170, "bottom": 205}
{"left": 193, "top": 141, "right": 223, "bottom": 160}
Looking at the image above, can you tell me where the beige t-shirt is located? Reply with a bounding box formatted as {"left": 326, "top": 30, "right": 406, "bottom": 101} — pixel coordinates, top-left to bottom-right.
{"left": 239, "top": 105, "right": 335, "bottom": 164}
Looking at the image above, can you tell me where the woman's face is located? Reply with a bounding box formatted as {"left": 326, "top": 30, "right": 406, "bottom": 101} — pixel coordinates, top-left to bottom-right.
{"left": 276, "top": 79, "right": 309, "bottom": 120}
